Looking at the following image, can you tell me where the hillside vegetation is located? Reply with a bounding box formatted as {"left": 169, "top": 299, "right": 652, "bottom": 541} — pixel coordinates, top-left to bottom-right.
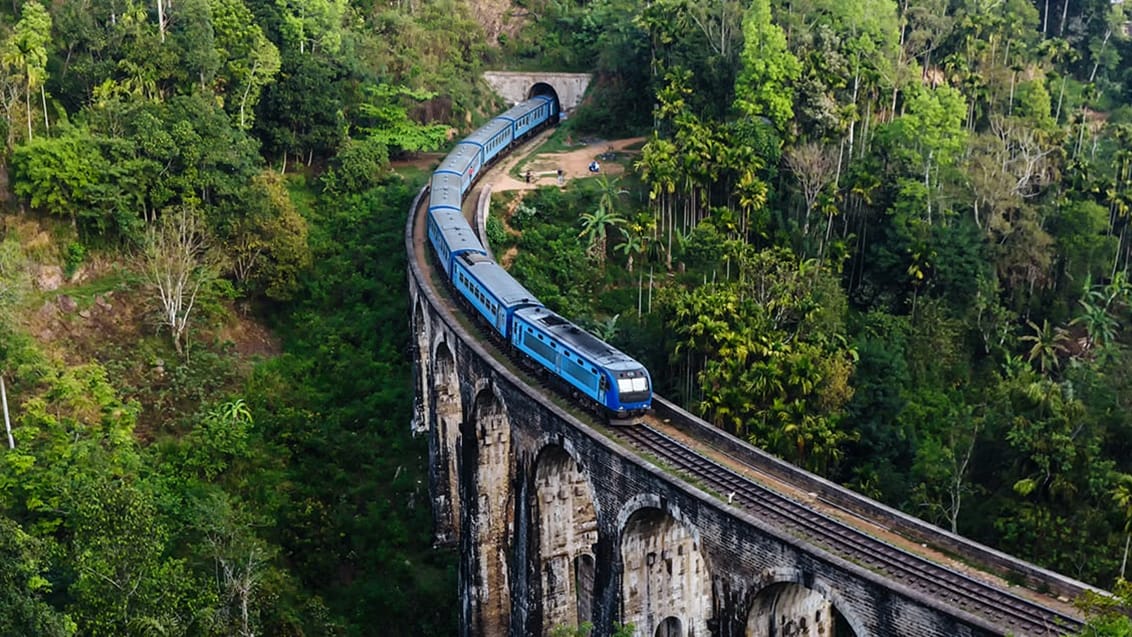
{"left": 0, "top": 0, "right": 1130, "bottom": 632}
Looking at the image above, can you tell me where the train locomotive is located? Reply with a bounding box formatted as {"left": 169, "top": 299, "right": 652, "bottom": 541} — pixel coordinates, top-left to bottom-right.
{"left": 424, "top": 94, "right": 652, "bottom": 421}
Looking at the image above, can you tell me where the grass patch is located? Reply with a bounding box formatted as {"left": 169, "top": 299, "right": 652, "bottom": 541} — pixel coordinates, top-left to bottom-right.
{"left": 392, "top": 164, "right": 435, "bottom": 184}
{"left": 33, "top": 269, "right": 135, "bottom": 306}
{"left": 533, "top": 124, "right": 583, "bottom": 154}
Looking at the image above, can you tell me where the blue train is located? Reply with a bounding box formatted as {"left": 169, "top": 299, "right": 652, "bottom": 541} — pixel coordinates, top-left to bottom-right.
{"left": 425, "top": 94, "right": 652, "bottom": 421}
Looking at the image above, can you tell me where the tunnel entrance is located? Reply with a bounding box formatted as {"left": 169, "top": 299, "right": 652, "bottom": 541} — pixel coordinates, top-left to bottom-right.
{"left": 528, "top": 82, "right": 561, "bottom": 118}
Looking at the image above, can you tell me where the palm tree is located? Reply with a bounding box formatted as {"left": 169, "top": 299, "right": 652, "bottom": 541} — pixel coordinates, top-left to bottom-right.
{"left": 1019, "top": 319, "right": 1069, "bottom": 374}
{"left": 3, "top": 1, "right": 51, "bottom": 141}
{"left": 591, "top": 314, "right": 621, "bottom": 341}
{"left": 578, "top": 206, "right": 627, "bottom": 266}
{"left": 1070, "top": 296, "right": 1118, "bottom": 352}
{"left": 595, "top": 174, "right": 628, "bottom": 217}
{"left": 615, "top": 228, "right": 644, "bottom": 273}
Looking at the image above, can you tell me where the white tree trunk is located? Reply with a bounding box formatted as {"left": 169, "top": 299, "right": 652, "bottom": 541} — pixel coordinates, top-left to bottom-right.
{"left": 1, "top": 375, "right": 13, "bottom": 449}
{"left": 157, "top": 0, "right": 168, "bottom": 42}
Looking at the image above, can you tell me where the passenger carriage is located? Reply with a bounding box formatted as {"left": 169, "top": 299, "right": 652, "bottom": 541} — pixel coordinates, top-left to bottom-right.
{"left": 427, "top": 208, "right": 485, "bottom": 276}
{"left": 496, "top": 95, "right": 559, "bottom": 139}
{"left": 452, "top": 253, "right": 542, "bottom": 337}
{"left": 435, "top": 142, "right": 483, "bottom": 194}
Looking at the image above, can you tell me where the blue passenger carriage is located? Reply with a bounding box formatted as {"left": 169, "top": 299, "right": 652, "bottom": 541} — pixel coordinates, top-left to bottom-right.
{"left": 453, "top": 253, "right": 542, "bottom": 337}
{"left": 429, "top": 172, "right": 465, "bottom": 214}
{"left": 427, "top": 209, "right": 485, "bottom": 276}
{"left": 464, "top": 118, "right": 514, "bottom": 168}
{"left": 497, "top": 96, "right": 559, "bottom": 139}
{"left": 435, "top": 142, "right": 483, "bottom": 194}
{"left": 511, "top": 306, "right": 652, "bottom": 417}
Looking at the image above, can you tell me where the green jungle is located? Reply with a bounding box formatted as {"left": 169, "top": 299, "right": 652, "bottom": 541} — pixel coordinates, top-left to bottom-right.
{"left": 0, "top": 0, "right": 1130, "bottom": 632}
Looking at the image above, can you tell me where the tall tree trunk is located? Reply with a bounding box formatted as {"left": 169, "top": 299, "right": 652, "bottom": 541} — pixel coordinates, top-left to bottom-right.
{"left": 637, "top": 271, "right": 643, "bottom": 316}
{"left": 1089, "top": 28, "right": 1112, "bottom": 84}
{"left": 1122, "top": 532, "right": 1130, "bottom": 580}
{"left": 1054, "top": 76, "right": 1067, "bottom": 124}
{"left": 24, "top": 76, "right": 31, "bottom": 141}
{"left": 2, "top": 375, "right": 13, "bottom": 449}
{"left": 39, "top": 84, "right": 47, "bottom": 133}
{"left": 157, "top": 0, "right": 167, "bottom": 42}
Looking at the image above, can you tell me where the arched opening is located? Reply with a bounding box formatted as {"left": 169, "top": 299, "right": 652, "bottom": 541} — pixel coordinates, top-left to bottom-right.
{"left": 620, "top": 507, "right": 711, "bottom": 637}
{"left": 655, "top": 616, "right": 683, "bottom": 637}
{"left": 528, "top": 82, "right": 561, "bottom": 118}
{"left": 434, "top": 341, "right": 462, "bottom": 541}
{"left": 532, "top": 445, "right": 598, "bottom": 635}
{"left": 575, "top": 554, "right": 595, "bottom": 628}
{"left": 746, "top": 582, "right": 855, "bottom": 637}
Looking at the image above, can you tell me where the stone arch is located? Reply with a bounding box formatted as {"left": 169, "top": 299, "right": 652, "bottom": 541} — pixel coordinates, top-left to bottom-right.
{"left": 620, "top": 506, "right": 711, "bottom": 637}
{"left": 411, "top": 299, "right": 430, "bottom": 435}
{"left": 532, "top": 444, "right": 599, "bottom": 635}
{"left": 433, "top": 338, "right": 462, "bottom": 542}
{"left": 527, "top": 81, "right": 561, "bottom": 115}
{"left": 462, "top": 383, "right": 514, "bottom": 636}
{"left": 746, "top": 569, "right": 862, "bottom": 637}
{"left": 655, "top": 616, "right": 683, "bottom": 637}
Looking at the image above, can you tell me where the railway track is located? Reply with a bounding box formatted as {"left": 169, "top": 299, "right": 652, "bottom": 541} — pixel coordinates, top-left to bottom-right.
{"left": 610, "top": 423, "right": 1085, "bottom": 637}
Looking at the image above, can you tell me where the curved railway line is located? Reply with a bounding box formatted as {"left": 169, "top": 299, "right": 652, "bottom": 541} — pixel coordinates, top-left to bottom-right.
{"left": 409, "top": 127, "right": 1096, "bottom": 636}
{"left": 610, "top": 422, "right": 1084, "bottom": 636}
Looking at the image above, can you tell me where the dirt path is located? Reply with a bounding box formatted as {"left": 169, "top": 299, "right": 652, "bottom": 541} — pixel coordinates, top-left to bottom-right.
{"left": 486, "top": 135, "right": 646, "bottom": 192}
{"left": 390, "top": 134, "right": 647, "bottom": 192}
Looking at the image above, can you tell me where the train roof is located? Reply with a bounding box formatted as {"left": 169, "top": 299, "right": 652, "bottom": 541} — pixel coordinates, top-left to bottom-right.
{"left": 431, "top": 171, "right": 464, "bottom": 194}
{"left": 515, "top": 306, "right": 642, "bottom": 369}
{"left": 430, "top": 209, "right": 484, "bottom": 255}
{"left": 430, "top": 208, "right": 470, "bottom": 228}
{"left": 458, "top": 254, "right": 541, "bottom": 307}
{"left": 436, "top": 142, "right": 478, "bottom": 176}
{"left": 465, "top": 119, "right": 512, "bottom": 147}
{"left": 497, "top": 96, "right": 552, "bottom": 122}
{"left": 430, "top": 174, "right": 463, "bottom": 212}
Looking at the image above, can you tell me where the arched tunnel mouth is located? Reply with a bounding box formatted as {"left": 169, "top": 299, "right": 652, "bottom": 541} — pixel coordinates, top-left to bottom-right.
{"left": 528, "top": 82, "right": 561, "bottom": 114}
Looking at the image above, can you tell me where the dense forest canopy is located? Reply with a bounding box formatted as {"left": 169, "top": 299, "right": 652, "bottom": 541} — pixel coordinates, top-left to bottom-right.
{"left": 501, "top": 0, "right": 1132, "bottom": 623}
{"left": 0, "top": 0, "right": 1128, "bottom": 632}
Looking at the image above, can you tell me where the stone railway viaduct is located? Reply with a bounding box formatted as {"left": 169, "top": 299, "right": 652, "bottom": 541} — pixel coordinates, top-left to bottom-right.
{"left": 406, "top": 76, "right": 1097, "bottom": 637}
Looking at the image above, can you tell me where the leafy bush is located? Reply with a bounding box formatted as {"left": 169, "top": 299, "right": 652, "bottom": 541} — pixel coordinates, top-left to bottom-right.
{"left": 485, "top": 213, "right": 509, "bottom": 250}
{"left": 63, "top": 242, "right": 86, "bottom": 279}
{"left": 321, "top": 137, "right": 390, "bottom": 196}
